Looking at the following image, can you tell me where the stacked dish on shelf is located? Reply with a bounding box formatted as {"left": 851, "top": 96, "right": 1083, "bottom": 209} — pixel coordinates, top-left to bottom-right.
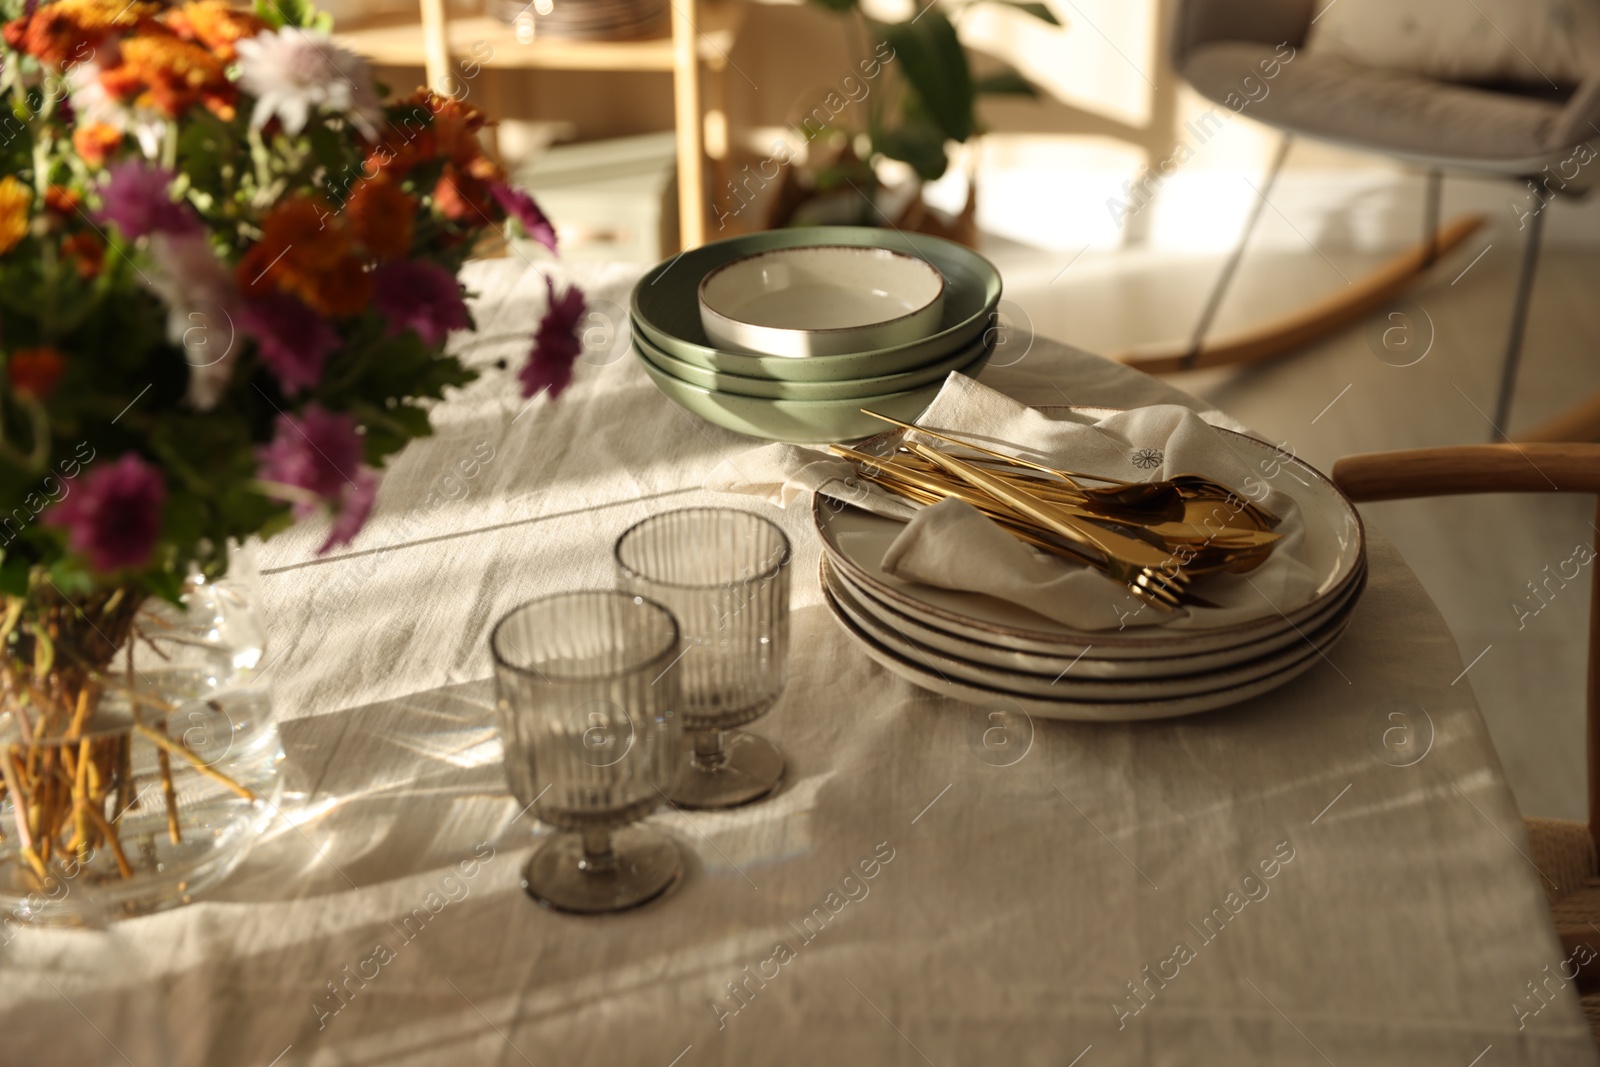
{"left": 490, "top": 0, "right": 669, "bottom": 41}
{"left": 629, "top": 227, "right": 1003, "bottom": 444}
{"left": 811, "top": 409, "right": 1369, "bottom": 721}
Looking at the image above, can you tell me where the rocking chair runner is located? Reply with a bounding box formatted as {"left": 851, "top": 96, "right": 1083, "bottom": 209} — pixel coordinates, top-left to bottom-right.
{"left": 1126, "top": 0, "right": 1600, "bottom": 443}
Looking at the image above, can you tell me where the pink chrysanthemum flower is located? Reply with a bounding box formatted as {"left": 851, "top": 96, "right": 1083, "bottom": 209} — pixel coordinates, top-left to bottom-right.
{"left": 256, "top": 405, "right": 380, "bottom": 553}
{"left": 519, "top": 276, "right": 585, "bottom": 399}
{"left": 95, "top": 160, "right": 199, "bottom": 239}
{"left": 45, "top": 454, "right": 166, "bottom": 572}
{"left": 489, "top": 181, "right": 558, "bottom": 253}
{"left": 373, "top": 259, "right": 472, "bottom": 347}
{"left": 239, "top": 293, "right": 337, "bottom": 395}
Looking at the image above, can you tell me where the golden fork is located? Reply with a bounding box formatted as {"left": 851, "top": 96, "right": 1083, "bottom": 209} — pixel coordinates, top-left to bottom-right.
{"left": 903, "top": 441, "right": 1193, "bottom": 610}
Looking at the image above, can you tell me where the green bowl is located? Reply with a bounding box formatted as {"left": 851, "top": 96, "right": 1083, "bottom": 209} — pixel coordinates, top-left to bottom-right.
{"left": 631, "top": 227, "right": 1002, "bottom": 382}
{"left": 633, "top": 327, "right": 992, "bottom": 401}
{"left": 636, "top": 354, "right": 954, "bottom": 443}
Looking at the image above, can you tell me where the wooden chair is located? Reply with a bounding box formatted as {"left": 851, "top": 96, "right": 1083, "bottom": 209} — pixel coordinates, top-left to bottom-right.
{"left": 1333, "top": 443, "right": 1600, "bottom": 1033}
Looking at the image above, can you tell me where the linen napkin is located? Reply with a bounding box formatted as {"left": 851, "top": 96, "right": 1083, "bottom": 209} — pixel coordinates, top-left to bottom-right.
{"left": 708, "top": 373, "right": 1319, "bottom": 631}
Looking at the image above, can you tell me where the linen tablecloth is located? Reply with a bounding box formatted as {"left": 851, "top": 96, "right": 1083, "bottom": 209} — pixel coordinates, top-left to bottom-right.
{"left": 0, "top": 258, "right": 1592, "bottom": 1067}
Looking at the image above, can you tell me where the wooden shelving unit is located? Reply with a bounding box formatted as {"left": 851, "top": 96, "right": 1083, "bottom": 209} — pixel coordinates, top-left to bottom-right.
{"left": 335, "top": 0, "right": 746, "bottom": 247}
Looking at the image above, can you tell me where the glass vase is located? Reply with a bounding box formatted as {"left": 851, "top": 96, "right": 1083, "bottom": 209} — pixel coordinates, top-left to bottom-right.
{"left": 0, "top": 544, "right": 282, "bottom": 925}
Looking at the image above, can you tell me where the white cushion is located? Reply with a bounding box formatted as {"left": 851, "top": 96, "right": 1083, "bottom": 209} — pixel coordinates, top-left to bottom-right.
{"left": 1305, "top": 0, "right": 1600, "bottom": 87}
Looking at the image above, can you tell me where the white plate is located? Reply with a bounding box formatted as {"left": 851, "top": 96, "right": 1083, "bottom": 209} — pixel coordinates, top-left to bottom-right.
{"left": 699, "top": 246, "right": 947, "bottom": 358}
{"left": 825, "top": 557, "right": 1357, "bottom": 699}
{"left": 820, "top": 578, "right": 1345, "bottom": 721}
{"left": 811, "top": 407, "right": 1364, "bottom": 656}
{"left": 824, "top": 553, "right": 1367, "bottom": 678}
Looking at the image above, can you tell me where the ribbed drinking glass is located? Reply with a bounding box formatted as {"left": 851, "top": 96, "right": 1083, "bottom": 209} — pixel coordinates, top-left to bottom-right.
{"left": 490, "top": 591, "right": 684, "bottom": 914}
{"left": 614, "top": 508, "right": 791, "bottom": 809}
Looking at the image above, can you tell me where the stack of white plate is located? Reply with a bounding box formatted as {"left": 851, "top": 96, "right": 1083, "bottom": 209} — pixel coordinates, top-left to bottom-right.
{"left": 813, "top": 408, "right": 1368, "bottom": 721}
{"left": 491, "top": 0, "right": 668, "bottom": 41}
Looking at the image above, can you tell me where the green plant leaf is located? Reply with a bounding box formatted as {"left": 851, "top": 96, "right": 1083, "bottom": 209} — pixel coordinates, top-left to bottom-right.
{"left": 807, "top": 0, "right": 858, "bottom": 11}
{"left": 974, "top": 70, "right": 1039, "bottom": 96}
{"left": 0, "top": 556, "right": 30, "bottom": 599}
{"left": 980, "top": 0, "right": 1060, "bottom": 24}
{"left": 876, "top": 11, "right": 974, "bottom": 143}
{"left": 874, "top": 120, "right": 949, "bottom": 182}
{"left": 256, "top": 0, "right": 326, "bottom": 29}
{"left": 253, "top": 0, "right": 286, "bottom": 28}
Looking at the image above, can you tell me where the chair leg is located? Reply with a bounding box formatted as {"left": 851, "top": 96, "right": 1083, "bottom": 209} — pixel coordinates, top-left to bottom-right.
{"left": 1491, "top": 201, "right": 1547, "bottom": 441}
{"left": 1179, "top": 134, "right": 1293, "bottom": 370}
{"left": 1423, "top": 168, "right": 1443, "bottom": 267}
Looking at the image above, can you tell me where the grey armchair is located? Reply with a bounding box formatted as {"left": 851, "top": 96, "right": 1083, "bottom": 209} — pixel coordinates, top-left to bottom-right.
{"left": 1136, "top": 0, "right": 1600, "bottom": 441}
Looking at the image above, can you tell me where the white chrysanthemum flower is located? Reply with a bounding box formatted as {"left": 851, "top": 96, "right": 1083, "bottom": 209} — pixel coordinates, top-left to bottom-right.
{"left": 67, "top": 62, "right": 126, "bottom": 129}
{"left": 68, "top": 63, "right": 178, "bottom": 159}
{"left": 145, "top": 234, "right": 242, "bottom": 410}
{"left": 235, "top": 28, "right": 383, "bottom": 139}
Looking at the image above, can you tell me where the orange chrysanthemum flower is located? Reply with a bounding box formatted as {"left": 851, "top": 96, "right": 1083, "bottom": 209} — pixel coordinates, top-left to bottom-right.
{"left": 424, "top": 94, "right": 492, "bottom": 169}
{"left": 345, "top": 179, "right": 415, "bottom": 261}
{"left": 0, "top": 177, "right": 33, "bottom": 256}
{"left": 2, "top": 0, "right": 155, "bottom": 66}
{"left": 108, "top": 33, "right": 233, "bottom": 118}
{"left": 61, "top": 233, "right": 104, "bottom": 278}
{"left": 8, "top": 348, "right": 66, "bottom": 398}
{"left": 364, "top": 98, "right": 438, "bottom": 179}
{"left": 312, "top": 253, "right": 377, "bottom": 317}
{"left": 238, "top": 197, "right": 373, "bottom": 317}
{"left": 72, "top": 122, "right": 124, "bottom": 168}
{"left": 51, "top": 0, "right": 156, "bottom": 33}
{"left": 166, "top": 0, "right": 266, "bottom": 62}
{"left": 44, "top": 184, "right": 81, "bottom": 216}
{"left": 433, "top": 166, "right": 497, "bottom": 223}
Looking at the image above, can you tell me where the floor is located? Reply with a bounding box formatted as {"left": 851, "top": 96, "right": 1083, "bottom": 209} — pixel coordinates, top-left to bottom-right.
{"left": 988, "top": 231, "right": 1600, "bottom": 821}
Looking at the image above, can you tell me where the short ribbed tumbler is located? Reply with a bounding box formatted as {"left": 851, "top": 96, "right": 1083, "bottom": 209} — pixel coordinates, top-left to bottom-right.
{"left": 614, "top": 508, "right": 791, "bottom": 809}
{"left": 490, "top": 591, "right": 684, "bottom": 914}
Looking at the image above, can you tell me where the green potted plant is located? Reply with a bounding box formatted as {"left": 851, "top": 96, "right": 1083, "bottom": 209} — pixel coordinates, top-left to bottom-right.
{"left": 772, "top": 0, "right": 1062, "bottom": 241}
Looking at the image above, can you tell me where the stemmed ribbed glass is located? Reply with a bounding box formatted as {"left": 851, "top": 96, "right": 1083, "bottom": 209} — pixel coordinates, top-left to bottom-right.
{"left": 614, "top": 508, "right": 791, "bottom": 809}
{"left": 490, "top": 591, "right": 684, "bottom": 914}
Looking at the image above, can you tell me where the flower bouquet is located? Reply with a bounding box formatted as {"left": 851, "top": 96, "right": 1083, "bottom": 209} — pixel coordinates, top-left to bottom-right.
{"left": 0, "top": 0, "right": 583, "bottom": 916}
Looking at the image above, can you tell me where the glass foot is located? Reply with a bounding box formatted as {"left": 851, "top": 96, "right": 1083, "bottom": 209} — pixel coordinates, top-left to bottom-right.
{"left": 665, "top": 730, "right": 785, "bottom": 810}
{"left": 521, "top": 826, "right": 682, "bottom": 914}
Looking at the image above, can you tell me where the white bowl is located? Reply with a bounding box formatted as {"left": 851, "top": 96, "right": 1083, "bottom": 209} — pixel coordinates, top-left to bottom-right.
{"left": 698, "top": 245, "right": 946, "bottom": 358}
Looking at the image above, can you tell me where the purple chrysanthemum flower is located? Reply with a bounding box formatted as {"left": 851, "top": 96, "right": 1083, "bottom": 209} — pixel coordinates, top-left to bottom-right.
{"left": 321, "top": 469, "right": 377, "bottom": 553}
{"left": 519, "top": 276, "right": 585, "bottom": 399}
{"left": 372, "top": 260, "right": 471, "bottom": 348}
{"left": 489, "top": 181, "right": 558, "bottom": 253}
{"left": 95, "top": 161, "right": 199, "bottom": 240}
{"left": 239, "top": 293, "right": 338, "bottom": 395}
{"left": 256, "top": 405, "right": 380, "bottom": 553}
{"left": 45, "top": 454, "right": 166, "bottom": 572}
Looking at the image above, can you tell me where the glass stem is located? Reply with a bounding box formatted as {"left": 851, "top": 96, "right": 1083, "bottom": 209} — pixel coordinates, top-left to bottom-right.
{"left": 690, "top": 729, "right": 727, "bottom": 772}
{"left": 577, "top": 826, "right": 618, "bottom": 875}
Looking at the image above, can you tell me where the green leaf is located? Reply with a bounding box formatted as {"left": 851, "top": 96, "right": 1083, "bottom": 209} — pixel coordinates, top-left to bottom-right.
{"left": 974, "top": 70, "right": 1039, "bottom": 96}
{"left": 980, "top": 0, "right": 1060, "bottom": 24}
{"left": 144, "top": 569, "right": 186, "bottom": 608}
{"left": 808, "top": 0, "right": 858, "bottom": 11}
{"left": 874, "top": 120, "right": 950, "bottom": 182}
{"left": 0, "top": 556, "right": 30, "bottom": 599}
{"left": 253, "top": 0, "right": 286, "bottom": 29}
{"left": 255, "top": 0, "right": 326, "bottom": 29}
{"left": 876, "top": 11, "right": 975, "bottom": 143}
